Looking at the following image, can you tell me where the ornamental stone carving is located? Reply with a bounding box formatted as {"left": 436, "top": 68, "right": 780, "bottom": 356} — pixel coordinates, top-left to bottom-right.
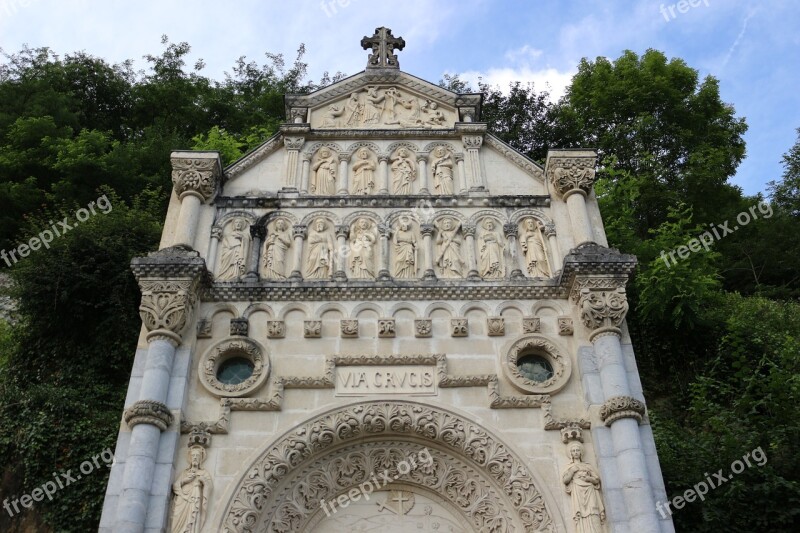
{"left": 505, "top": 335, "right": 572, "bottom": 395}
{"left": 171, "top": 157, "right": 220, "bottom": 202}
{"left": 378, "top": 318, "right": 396, "bottom": 338}
{"left": 124, "top": 400, "right": 173, "bottom": 431}
{"left": 304, "top": 320, "right": 322, "bottom": 338}
{"left": 548, "top": 156, "right": 597, "bottom": 197}
{"left": 196, "top": 318, "right": 212, "bottom": 339}
{"left": 170, "top": 445, "right": 213, "bottom": 533}
{"left": 199, "top": 338, "right": 269, "bottom": 398}
{"left": 415, "top": 319, "right": 432, "bottom": 338}
{"left": 137, "top": 279, "right": 198, "bottom": 342}
{"left": 229, "top": 318, "right": 248, "bottom": 337}
{"left": 220, "top": 401, "right": 557, "bottom": 533}
{"left": 487, "top": 317, "right": 505, "bottom": 336}
{"left": 562, "top": 441, "right": 606, "bottom": 532}
{"left": 341, "top": 319, "right": 359, "bottom": 338}
{"left": 523, "top": 317, "right": 541, "bottom": 333}
{"left": 600, "top": 395, "right": 646, "bottom": 426}
{"left": 579, "top": 287, "right": 629, "bottom": 332}
{"left": 451, "top": 318, "right": 468, "bottom": 337}
{"left": 266, "top": 320, "right": 286, "bottom": 339}
{"left": 558, "top": 317, "right": 574, "bottom": 336}
{"left": 361, "top": 26, "right": 405, "bottom": 69}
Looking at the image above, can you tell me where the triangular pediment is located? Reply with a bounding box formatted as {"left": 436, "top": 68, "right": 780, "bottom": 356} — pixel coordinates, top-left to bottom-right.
{"left": 286, "top": 70, "right": 482, "bottom": 130}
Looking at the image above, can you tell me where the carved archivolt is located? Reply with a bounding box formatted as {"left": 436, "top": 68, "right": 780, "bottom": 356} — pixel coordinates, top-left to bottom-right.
{"left": 219, "top": 401, "right": 560, "bottom": 532}
{"left": 199, "top": 338, "right": 270, "bottom": 398}
{"left": 504, "top": 335, "right": 572, "bottom": 395}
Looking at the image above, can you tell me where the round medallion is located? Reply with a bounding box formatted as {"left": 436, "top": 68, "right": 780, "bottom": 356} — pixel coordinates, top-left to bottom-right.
{"left": 199, "top": 337, "right": 269, "bottom": 397}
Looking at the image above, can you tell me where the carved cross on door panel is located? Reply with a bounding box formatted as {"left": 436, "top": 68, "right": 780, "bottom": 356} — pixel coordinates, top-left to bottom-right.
{"left": 361, "top": 27, "right": 406, "bottom": 69}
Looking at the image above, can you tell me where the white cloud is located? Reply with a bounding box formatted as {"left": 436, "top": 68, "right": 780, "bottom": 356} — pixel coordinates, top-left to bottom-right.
{"left": 457, "top": 66, "right": 575, "bottom": 101}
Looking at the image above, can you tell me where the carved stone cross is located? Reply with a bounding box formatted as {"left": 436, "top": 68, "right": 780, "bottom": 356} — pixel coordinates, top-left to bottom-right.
{"left": 361, "top": 26, "right": 405, "bottom": 69}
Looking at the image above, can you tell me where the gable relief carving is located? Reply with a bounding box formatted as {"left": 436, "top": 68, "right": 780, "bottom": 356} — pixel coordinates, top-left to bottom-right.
{"left": 312, "top": 86, "right": 457, "bottom": 130}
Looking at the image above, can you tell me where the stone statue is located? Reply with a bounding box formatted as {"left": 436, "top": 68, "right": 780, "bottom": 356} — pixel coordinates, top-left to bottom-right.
{"left": 363, "top": 86, "right": 385, "bottom": 125}
{"left": 311, "top": 148, "right": 337, "bottom": 195}
{"left": 435, "top": 218, "right": 464, "bottom": 278}
{"left": 344, "top": 92, "right": 363, "bottom": 127}
{"left": 305, "top": 218, "right": 335, "bottom": 279}
{"left": 350, "top": 218, "right": 377, "bottom": 279}
{"left": 431, "top": 147, "right": 455, "bottom": 195}
{"left": 321, "top": 103, "right": 343, "bottom": 127}
{"left": 393, "top": 217, "right": 418, "bottom": 278}
{"left": 399, "top": 96, "right": 423, "bottom": 127}
{"left": 351, "top": 148, "right": 376, "bottom": 195}
{"left": 217, "top": 218, "right": 250, "bottom": 281}
{"left": 383, "top": 87, "right": 401, "bottom": 124}
{"left": 479, "top": 219, "right": 505, "bottom": 279}
{"left": 262, "top": 219, "right": 291, "bottom": 279}
{"left": 391, "top": 148, "right": 417, "bottom": 194}
{"left": 170, "top": 446, "right": 212, "bottom": 533}
{"left": 562, "top": 441, "right": 606, "bottom": 533}
{"left": 520, "top": 218, "right": 551, "bottom": 278}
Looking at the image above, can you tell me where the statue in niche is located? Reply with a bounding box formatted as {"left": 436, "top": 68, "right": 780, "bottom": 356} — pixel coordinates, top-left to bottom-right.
{"left": 170, "top": 445, "right": 212, "bottom": 533}
{"left": 321, "top": 103, "right": 343, "bottom": 128}
{"left": 391, "top": 147, "right": 417, "bottom": 194}
{"left": 344, "top": 92, "right": 363, "bottom": 126}
{"left": 431, "top": 146, "right": 455, "bottom": 195}
{"left": 393, "top": 217, "right": 418, "bottom": 278}
{"left": 311, "top": 148, "right": 337, "bottom": 195}
{"left": 349, "top": 218, "right": 377, "bottom": 279}
{"left": 520, "top": 217, "right": 551, "bottom": 278}
{"left": 383, "top": 87, "right": 401, "bottom": 124}
{"left": 262, "top": 218, "right": 291, "bottom": 280}
{"left": 217, "top": 218, "right": 250, "bottom": 281}
{"left": 363, "top": 86, "right": 385, "bottom": 125}
{"left": 435, "top": 217, "right": 464, "bottom": 278}
{"left": 563, "top": 441, "right": 606, "bottom": 533}
{"left": 305, "top": 218, "right": 335, "bottom": 279}
{"left": 351, "top": 148, "right": 376, "bottom": 195}
{"left": 479, "top": 219, "right": 505, "bottom": 279}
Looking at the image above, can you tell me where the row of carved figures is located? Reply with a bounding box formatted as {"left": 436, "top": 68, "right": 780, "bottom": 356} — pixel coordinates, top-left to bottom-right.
{"left": 305, "top": 145, "right": 462, "bottom": 195}
{"left": 318, "top": 87, "right": 453, "bottom": 129}
{"left": 214, "top": 215, "right": 556, "bottom": 282}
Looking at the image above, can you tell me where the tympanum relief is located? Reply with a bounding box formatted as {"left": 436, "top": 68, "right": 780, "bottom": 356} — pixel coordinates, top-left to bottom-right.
{"left": 217, "top": 218, "right": 250, "bottom": 281}
{"left": 313, "top": 86, "right": 456, "bottom": 130}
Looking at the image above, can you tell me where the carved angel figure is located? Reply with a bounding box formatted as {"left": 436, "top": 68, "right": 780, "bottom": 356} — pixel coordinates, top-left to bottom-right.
{"left": 431, "top": 147, "right": 455, "bottom": 195}
{"left": 217, "top": 218, "right": 250, "bottom": 281}
{"left": 520, "top": 218, "right": 551, "bottom": 278}
{"left": 344, "top": 92, "right": 363, "bottom": 126}
{"left": 391, "top": 148, "right": 417, "bottom": 194}
{"left": 435, "top": 218, "right": 464, "bottom": 278}
{"left": 562, "top": 442, "right": 606, "bottom": 533}
{"left": 479, "top": 219, "right": 505, "bottom": 279}
{"left": 170, "top": 446, "right": 212, "bottom": 533}
{"left": 393, "top": 217, "right": 418, "bottom": 278}
{"left": 305, "top": 218, "right": 334, "bottom": 279}
{"left": 262, "top": 219, "right": 291, "bottom": 279}
{"left": 363, "top": 86, "right": 385, "bottom": 124}
{"left": 350, "top": 218, "right": 377, "bottom": 279}
{"left": 311, "top": 148, "right": 337, "bottom": 195}
{"left": 351, "top": 148, "right": 376, "bottom": 195}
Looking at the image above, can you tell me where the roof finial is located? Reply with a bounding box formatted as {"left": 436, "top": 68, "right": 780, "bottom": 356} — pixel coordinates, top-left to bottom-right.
{"left": 361, "top": 27, "right": 405, "bottom": 69}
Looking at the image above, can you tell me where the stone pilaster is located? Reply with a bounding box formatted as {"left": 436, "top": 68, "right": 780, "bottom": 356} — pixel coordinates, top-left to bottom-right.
{"left": 283, "top": 136, "right": 305, "bottom": 190}
{"left": 462, "top": 135, "right": 484, "bottom": 191}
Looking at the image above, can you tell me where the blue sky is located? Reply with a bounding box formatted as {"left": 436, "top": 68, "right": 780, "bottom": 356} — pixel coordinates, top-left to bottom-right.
{"left": 1, "top": 0, "right": 797, "bottom": 195}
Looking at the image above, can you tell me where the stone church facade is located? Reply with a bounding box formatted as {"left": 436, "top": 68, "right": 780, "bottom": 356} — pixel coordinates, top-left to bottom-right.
{"left": 100, "top": 28, "right": 675, "bottom": 533}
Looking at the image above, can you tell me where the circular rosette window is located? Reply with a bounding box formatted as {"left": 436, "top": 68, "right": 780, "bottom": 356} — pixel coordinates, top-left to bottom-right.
{"left": 199, "top": 338, "right": 270, "bottom": 397}
{"left": 504, "top": 335, "right": 571, "bottom": 394}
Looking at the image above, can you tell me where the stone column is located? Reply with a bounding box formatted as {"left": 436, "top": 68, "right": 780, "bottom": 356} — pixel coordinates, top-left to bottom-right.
{"left": 334, "top": 224, "right": 349, "bottom": 282}
{"left": 462, "top": 135, "right": 484, "bottom": 191}
{"left": 207, "top": 225, "right": 222, "bottom": 273}
{"left": 283, "top": 137, "right": 305, "bottom": 191}
{"left": 378, "top": 155, "right": 390, "bottom": 194}
{"left": 504, "top": 223, "right": 524, "bottom": 279}
{"left": 455, "top": 153, "right": 467, "bottom": 194}
{"left": 300, "top": 153, "right": 311, "bottom": 194}
{"left": 543, "top": 222, "right": 561, "bottom": 274}
{"left": 420, "top": 223, "right": 436, "bottom": 280}
{"left": 171, "top": 154, "right": 221, "bottom": 249}
{"left": 462, "top": 223, "right": 480, "bottom": 280}
{"left": 377, "top": 223, "right": 391, "bottom": 280}
{"left": 417, "top": 155, "right": 429, "bottom": 194}
{"left": 337, "top": 153, "right": 350, "bottom": 195}
{"left": 289, "top": 224, "right": 307, "bottom": 280}
{"left": 244, "top": 224, "right": 266, "bottom": 282}
{"left": 548, "top": 154, "right": 597, "bottom": 245}
{"left": 116, "top": 248, "right": 205, "bottom": 533}
{"left": 576, "top": 282, "right": 661, "bottom": 533}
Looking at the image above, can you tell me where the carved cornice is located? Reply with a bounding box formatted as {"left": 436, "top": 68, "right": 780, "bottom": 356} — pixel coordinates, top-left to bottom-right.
{"left": 213, "top": 193, "right": 550, "bottom": 210}
{"left": 600, "top": 395, "right": 646, "bottom": 426}
{"left": 171, "top": 155, "right": 221, "bottom": 202}
{"left": 124, "top": 400, "right": 173, "bottom": 431}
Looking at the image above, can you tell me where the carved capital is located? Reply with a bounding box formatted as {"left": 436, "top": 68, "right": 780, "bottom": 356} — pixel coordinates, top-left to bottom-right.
{"left": 420, "top": 223, "right": 435, "bottom": 237}
{"left": 338, "top": 153, "right": 351, "bottom": 162}
{"left": 462, "top": 135, "right": 484, "bottom": 149}
{"left": 211, "top": 225, "right": 223, "bottom": 239}
{"left": 171, "top": 156, "right": 220, "bottom": 203}
{"left": 462, "top": 223, "right": 476, "bottom": 237}
{"left": 137, "top": 279, "right": 200, "bottom": 342}
{"left": 548, "top": 156, "right": 597, "bottom": 197}
{"left": 293, "top": 224, "right": 308, "bottom": 240}
{"left": 335, "top": 225, "right": 350, "bottom": 239}
{"left": 543, "top": 222, "right": 557, "bottom": 237}
{"left": 600, "top": 395, "right": 646, "bottom": 426}
{"left": 378, "top": 154, "right": 390, "bottom": 163}
{"left": 579, "top": 286, "right": 629, "bottom": 332}
{"left": 124, "top": 400, "right": 173, "bottom": 431}
{"left": 283, "top": 136, "right": 305, "bottom": 150}
{"left": 503, "top": 223, "right": 518, "bottom": 239}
